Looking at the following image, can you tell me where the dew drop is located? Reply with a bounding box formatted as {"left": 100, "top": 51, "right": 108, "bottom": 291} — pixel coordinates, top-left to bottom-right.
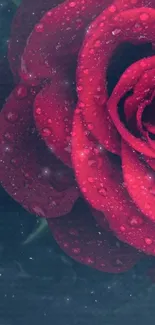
{"left": 47, "top": 118, "right": 52, "bottom": 124}
{"left": 85, "top": 256, "right": 95, "bottom": 265}
{"left": 23, "top": 171, "right": 32, "bottom": 180}
{"left": 69, "top": 1, "right": 76, "bottom": 7}
{"left": 89, "top": 48, "right": 95, "bottom": 54}
{"left": 83, "top": 69, "right": 89, "bottom": 75}
{"left": 3, "top": 132, "right": 14, "bottom": 142}
{"left": 108, "top": 5, "right": 117, "bottom": 13}
{"left": 98, "top": 187, "right": 107, "bottom": 196}
{"left": 51, "top": 200, "right": 57, "bottom": 207}
{"left": 72, "top": 247, "right": 81, "bottom": 254}
{"left": 88, "top": 177, "right": 94, "bottom": 183}
{"left": 145, "top": 237, "right": 153, "bottom": 245}
{"left": 120, "top": 226, "right": 126, "bottom": 232}
{"left": 35, "top": 107, "right": 42, "bottom": 115}
{"left": 42, "top": 128, "right": 51, "bottom": 137}
{"left": 77, "top": 85, "right": 83, "bottom": 91}
{"left": 69, "top": 228, "right": 79, "bottom": 236}
{"left": 6, "top": 111, "right": 18, "bottom": 123}
{"left": 94, "top": 40, "right": 101, "bottom": 48}
{"left": 35, "top": 23, "right": 44, "bottom": 32}
{"left": 46, "top": 10, "right": 52, "bottom": 17}
{"left": 40, "top": 167, "right": 51, "bottom": 179}
{"left": 2, "top": 143, "right": 13, "bottom": 154}
{"left": 140, "top": 12, "right": 149, "bottom": 21}
{"left": 112, "top": 28, "right": 121, "bottom": 36}
{"left": 87, "top": 123, "right": 94, "bottom": 130}
{"left": 63, "top": 242, "right": 69, "bottom": 248}
{"left": 128, "top": 215, "right": 144, "bottom": 227}
{"left": 14, "top": 85, "right": 28, "bottom": 99}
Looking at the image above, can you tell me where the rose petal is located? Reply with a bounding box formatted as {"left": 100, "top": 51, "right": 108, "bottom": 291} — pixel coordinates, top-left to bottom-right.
{"left": 0, "top": 84, "right": 79, "bottom": 218}
{"left": 20, "top": 0, "right": 113, "bottom": 83}
{"left": 34, "top": 70, "right": 76, "bottom": 167}
{"left": 8, "top": 0, "right": 64, "bottom": 79}
{"left": 77, "top": 7, "right": 155, "bottom": 155}
{"left": 72, "top": 112, "right": 155, "bottom": 255}
{"left": 108, "top": 57, "right": 155, "bottom": 157}
{"left": 122, "top": 141, "right": 155, "bottom": 222}
{"left": 48, "top": 200, "right": 140, "bottom": 273}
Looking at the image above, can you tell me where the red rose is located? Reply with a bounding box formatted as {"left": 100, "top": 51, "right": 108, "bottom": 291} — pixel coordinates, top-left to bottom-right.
{"left": 1, "top": 0, "right": 155, "bottom": 273}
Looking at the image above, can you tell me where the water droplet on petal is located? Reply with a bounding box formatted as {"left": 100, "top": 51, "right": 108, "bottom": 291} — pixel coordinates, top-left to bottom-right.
{"left": 3, "top": 132, "right": 14, "bottom": 142}
{"left": 14, "top": 85, "right": 28, "bottom": 99}
{"left": 68, "top": 228, "right": 79, "bottom": 236}
{"left": 42, "top": 128, "right": 51, "bottom": 137}
{"left": 140, "top": 12, "right": 149, "bottom": 21}
{"left": 2, "top": 143, "right": 13, "bottom": 154}
{"left": 35, "top": 23, "right": 44, "bottom": 32}
{"left": 83, "top": 69, "right": 89, "bottom": 74}
{"left": 5, "top": 112, "right": 18, "bottom": 123}
{"left": 98, "top": 187, "right": 107, "bottom": 196}
{"left": 85, "top": 256, "right": 95, "bottom": 265}
{"left": 88, "top": 177, "right": 94, "bottom": 183}
{"left": 77, "top": 85, "right": 83, "bottom": 91}
{"left": 145, "top": 237, "right": 153, "bottom": 245}
{"left": 128, "top": 215, "right": 144, "bottom": 227}
{"left": 46, "top": 10, "right": 52, "bottom": 17}
{"left": 120, "top": 226, "right": 126, "bottom": 232}
{"left": 108, "top": 5, "right": 117, "bottom": 13}
{"left": 63, "top": 242, "right": 69, "bottom": 248}
{"left": 40, "top": 167, "right": 51, "bottom": 180}
{"left": 35, "top": 107, "right": 42, "bottom": 115}
{"left": 94, "top": 40, "right": 101, "bottom": 47}
{"left": 69, "top": 1, "right": 76, "bottom": 7}
{"left": 72, "top": 247, "right": 81, "bottom": 254}
{"left": 112, "top": 28, "right": 121, "bottom": 36}
{"left": 87, "top": 123, "right": 94, "bottom": 130}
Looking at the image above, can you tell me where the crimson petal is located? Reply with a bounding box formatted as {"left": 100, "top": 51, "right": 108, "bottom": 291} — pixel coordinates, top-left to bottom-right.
{"left": 20, "top": 0, "right": 113, "bottom": 84}
{"left": 108, "top": 57, "right": 155, "bottom": 157}
{"left": 77, "top": 6, "right": 155, "bottom": 155}
{"left": 8, "top": 0, "right": 64, "bottom": 79}
{"left": 72, "top": 112, "right": 155, "bottom": 255}
{"left": 34, "top": 71, "right": 75, "bottom": 167}
{"left": 48, "top": 201, "right": 140, "bottom": 273}
{"left": 0, "top": 84, "right": 79, "bottom": 218}
{"left": 122, "top": 141, "right": 155, "bottom": 222}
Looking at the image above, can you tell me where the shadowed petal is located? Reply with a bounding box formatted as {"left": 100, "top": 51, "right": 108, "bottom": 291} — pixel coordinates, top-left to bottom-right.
{"left": 0, "top": 84, "right": 79, "bottom": 218}
{"left": 48, "top": 201, "right": 141, "bottom": 273}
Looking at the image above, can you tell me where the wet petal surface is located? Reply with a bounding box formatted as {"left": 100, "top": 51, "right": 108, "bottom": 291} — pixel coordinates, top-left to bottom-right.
{"left": 72, "top": 113, "right": 155, "bottom": 255}
{"left": 48, "top": 200, "right": 140, "bottom": 273}
{"left": 0, "top": 84, "right": 79, "bottom": 218}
